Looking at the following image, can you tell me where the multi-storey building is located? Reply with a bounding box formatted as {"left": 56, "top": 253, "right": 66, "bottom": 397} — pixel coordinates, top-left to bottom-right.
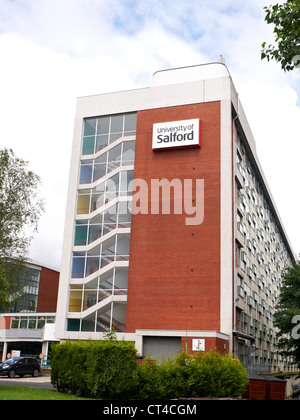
{"left": 55, "top": 62, "right": 296, "bottom": 372}
{"left": 0, "top": 262, "right": 59, "bottom": 362}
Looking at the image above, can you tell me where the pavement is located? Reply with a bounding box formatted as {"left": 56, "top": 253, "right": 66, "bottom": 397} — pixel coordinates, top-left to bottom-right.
{"left": 0, "top": 375, "right": 55, "bottom": 390}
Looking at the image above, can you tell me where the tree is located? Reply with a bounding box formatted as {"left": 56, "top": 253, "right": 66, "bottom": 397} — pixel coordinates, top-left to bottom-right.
{"left": 261, "top": 0, "right": 300, "bottom": 71}
{"left": 0, "top": 148, "right": 45, "bottom": 311}
{"left": 273, "top": 262, "right": 300, "bottom": 366}
{"left": 0, "top": 263, "right": 9, "bottom": 311}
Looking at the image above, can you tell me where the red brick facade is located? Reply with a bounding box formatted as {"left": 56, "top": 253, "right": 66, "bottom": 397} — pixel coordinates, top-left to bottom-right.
{"left": 126, "top": 102, "right": 221, "bottom": 333}
{"left": 37, "top": 267, "right": 59, "bottom": 313}
{"left": 181, "top": 337, "right": 229, "bottom": 355}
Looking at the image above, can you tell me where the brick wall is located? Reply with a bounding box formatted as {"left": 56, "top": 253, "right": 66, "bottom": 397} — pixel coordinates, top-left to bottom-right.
{"left": 126, "top": 101, "right": 221, "bottom": 332}
{"left": 181, "top": 336, "right": 229, "bottom": 355}
{"left": 37, "top": 267, "right": 59, "bottom": 313}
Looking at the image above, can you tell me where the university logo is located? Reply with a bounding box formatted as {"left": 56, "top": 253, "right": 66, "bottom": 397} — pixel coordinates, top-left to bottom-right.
{"left": 152, "top": 118, "right": 201, "bottom": 150}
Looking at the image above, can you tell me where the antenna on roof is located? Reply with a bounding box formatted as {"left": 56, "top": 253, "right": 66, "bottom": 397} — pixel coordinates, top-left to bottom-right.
{"left": 218, "top": 55, "right": 226, "bottom": 64}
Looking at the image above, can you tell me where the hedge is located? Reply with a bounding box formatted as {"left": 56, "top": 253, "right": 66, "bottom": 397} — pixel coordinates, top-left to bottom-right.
{"left": 51, "top": 340, "right": 248, "bottom": 399}
{"left": 51, "top": 340, "right": 138, "bottom": 399}
{"left": 133, "top": 352, "right": 249, "bottom": 399}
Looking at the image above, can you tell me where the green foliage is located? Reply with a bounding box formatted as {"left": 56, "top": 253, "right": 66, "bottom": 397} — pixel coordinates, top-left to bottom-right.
{"left": 133, "top": 352, "right": 248, "bottom": 400}
{"left": 103, "top": 327, "right": 117, "bottom": 341}
{"left": 51, "top": 342, "right": 248, "bottom": 400}
{"left": 273, "top": 262, "right": 300, "bottom": 365}
{"left": 51, "top": 339, "right": 139, "bottom": 399}
{"left": 134, "top": 361, "right": 165, "bottom": 400}
{"left": 0, "top": 148, "right": 45, "bottom": 260}
{"left": 0, "top": 148, "right": 45, "bottom": 310}
{"left": 86, "top": 340, "right": 138, "bottom": 399}
{"left": 0, "top": 259, "right": 32, "bottom": 312}
{"left": 0, "top": 263, "right": 8, "bottom": 310}
{"left": 261, "top": 0, "right": 300, "bottom": 71}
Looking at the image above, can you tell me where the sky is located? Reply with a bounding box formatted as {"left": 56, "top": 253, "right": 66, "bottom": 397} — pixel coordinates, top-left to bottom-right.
{"left": 0, "top": 0, "right": 299, "bottom": 271}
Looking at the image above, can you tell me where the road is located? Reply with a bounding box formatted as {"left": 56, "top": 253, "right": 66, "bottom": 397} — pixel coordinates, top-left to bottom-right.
{"left": 0, "top": 375, "right": 55, "bottom": 390}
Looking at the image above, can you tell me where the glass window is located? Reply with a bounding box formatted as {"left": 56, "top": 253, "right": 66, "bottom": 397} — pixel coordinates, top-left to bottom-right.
{"left": 112, "top": 303, "right": 126, "bottom": 332}
{"left": 96, "top": 306, "right": 112, "bottom": 332}
{"left": 28, "top": 318, "right": 37, "bottom": 329}
{"left": 86, "top": 256, "right": 100, "bottom": 277}
{"left": 108, "top": 144, "right": 122, "bottom": 162}
{"left": 88, "top": 224, "right": 102, "bottom": 244}
{"left": 11, "top": 317, "right": 19, "bottom": 329}
{"left": 105, "top": 174, "right": 119, "bottom": 203}
{"left": 46, "top": 317, "right": 55, "bottom": 324}
{"left": 69, "top": 289, "right": 83, "bottom": 312}
{"left": 97, "top": 116, "right": 110, "bottom": 135}
{"left": 107, "top": 144, "right": 122, "bottom": 173}
{"left": 103, "top": 213, "right": 117, "bottom": 237}
{"left": 74, "top": 224, "right": 88, "bottom": 246}
{"left": 37, "top": 318, "right": 45, "bottom": 329}
{"left": 84, "top": 119, "right": 97, "bottom": 136}
{"left": 96, "top": 134, "right": 109, "bottom": 152}
{"left": 7, "top": 267, "right": 41, "bottom": 313}
{"left": 93, "top": 163, "right": 106, "bottom": 182}
{"left": 104, "top": 207, "right": 118, "bottom": 224}
{"left": 20, "top": 318, "right": 28, "bottom": 329}
{"left": 83, "top": 290, "right": 97, "bottom": 310}
{"left": 77, "top": 190, "right": 90, "bottom": 215}
{"left": 101, "top": 237, "right": 116, "bottom": 268}
{"left": 110, "top": 115, "right": 123, "bottom": 133}
{"left": 110, "top": 115, "right": 123, "bottom": 143}
{"left": 72, "top": 254, "right": 85, "bottom": 278}
{"left": 89, "top": 183, "right": 105, "bottom": 213}
{"left": 116, "top": 234, "right": 130, "bottom": 256}
{"left": 99, "top": 269, "right": 114, "bottom": 289}
{"left": 82, "top": 137, "right": 95, "bottom": 155}
{"left": 118, "top": 201, "right": 132, "bottom": 224}
{"left": 83, "top": 113, "right": 136, "bottom": 155}
{"left": 80, "top": 162, "right": 93, "bottom": 184}
{"left": 124, "top": 113, "right": 137, "bottom": 133}
{"left": 122, "top": 141, "right": 135, "bottom": 165}
{"left": 120, "top": 170, "right": 134, "bottom": 194}
{"left": 101, "top": 237, "right": 116, "bottom": 256}
{"left": 114, "top": 267, "right": 128, "bottom": 290}
{"left": 67, "top": 319, "right": 80, "bottom": 332}
{"left": 81, "top": 313, "right": 96, "bottom": 332}
{"left": 95, "top": 153, "right": 107, "bottom": 164}
{"left": 98, "top": 289, "right": 112, "bottom": 302}
{"left": 91, "top": 190, "right": 104, "bottom": 213}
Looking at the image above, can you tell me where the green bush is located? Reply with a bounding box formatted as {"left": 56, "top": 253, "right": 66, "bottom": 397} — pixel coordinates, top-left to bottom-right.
{"left": 184, "top": 351, "right": 249, "bottom": 398}
{"left": 51, "top": 339, "right": 138, "bottom": 399}
{"left": 51, "top": 341, "right": 248, "bottom": 400}
{"left": 133, "top": 361, "right": 165, "bottom": 400}
{"left": 86, "top": 340, "right": 138, "bottom": 399}
{"left": 133, "top": 351, "right": 249, "bottom": 400}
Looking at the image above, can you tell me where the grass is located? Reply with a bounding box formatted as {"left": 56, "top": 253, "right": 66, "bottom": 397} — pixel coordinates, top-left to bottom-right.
{"left": 0, "top": 385, "right": 93, "bottom": 400}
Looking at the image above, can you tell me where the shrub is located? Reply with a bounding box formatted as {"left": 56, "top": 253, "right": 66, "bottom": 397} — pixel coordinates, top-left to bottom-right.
{"left": 51, "top": 342, "right": 248, "bottom": 400}
{"left": 51, "top": 339, "right": 138, "bottom": 399}
{"left": 86, "top": 340, "right": 138, "bottom": 399}
{"left": 186, "top": 351, "right": 249, "bottom": 398}
{"left": 134, "top": 351, "right": 249, "bottom": 399}
{"left": 133, "top": 360, "right": 165, "bottom": 400}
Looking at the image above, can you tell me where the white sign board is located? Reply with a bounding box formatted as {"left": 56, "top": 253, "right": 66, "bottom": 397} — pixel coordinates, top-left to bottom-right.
{"left": 192, "top": 339, "right": 205, "bottom": 352}
{"left": 11, "top": 350, "right": 21, "bottom": 358}
{"left": 152, "top": 119, "right": 200, "bottom": 151}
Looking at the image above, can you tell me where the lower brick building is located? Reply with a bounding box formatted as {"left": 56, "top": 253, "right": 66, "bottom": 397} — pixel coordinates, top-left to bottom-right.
{"left": 0, "top": 262, "right": 59, "bottom": 363}
{"left": 55, "top": 62, "right": 296, "bottom": 372}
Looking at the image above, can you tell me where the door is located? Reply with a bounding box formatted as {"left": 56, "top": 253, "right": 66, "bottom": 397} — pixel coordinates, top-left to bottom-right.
{"left": 143, "top": 337, "right": 181, "bottom": 362}
{"left": 16, "top": 359, "right": 27, "bottom": 376}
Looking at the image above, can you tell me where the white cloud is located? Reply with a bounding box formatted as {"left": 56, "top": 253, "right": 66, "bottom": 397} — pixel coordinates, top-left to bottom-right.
{"left": 0, "top": 0, "right": 299, "bottom": 268}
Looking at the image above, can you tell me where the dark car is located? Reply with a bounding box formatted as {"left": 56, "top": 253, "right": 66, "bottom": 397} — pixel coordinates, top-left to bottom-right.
{"left": 0, "top": 357, "right": 40, "bottom": 378}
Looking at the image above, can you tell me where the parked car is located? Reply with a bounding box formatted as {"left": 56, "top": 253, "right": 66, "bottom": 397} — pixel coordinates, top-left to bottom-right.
{"left": 0, "top": 357, "right": 40, "bottom": 378}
